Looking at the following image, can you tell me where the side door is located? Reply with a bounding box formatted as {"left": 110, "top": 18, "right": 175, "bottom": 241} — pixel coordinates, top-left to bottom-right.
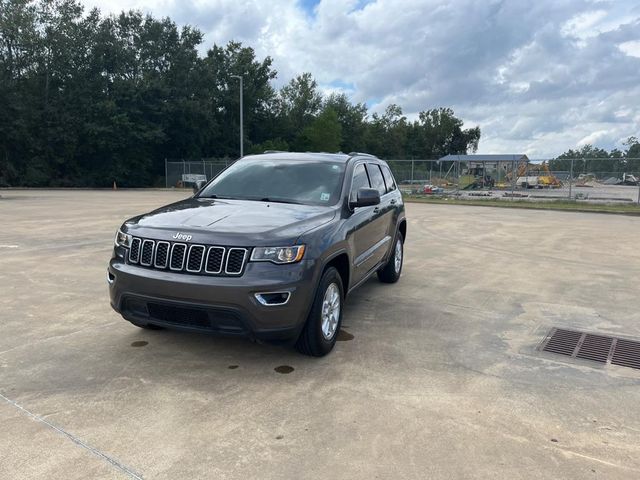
{"left": 346, "top": 162, "right": 384, "bottom": 286}
{"left": 364, "top": 163, "right": 395, "bottom": 265}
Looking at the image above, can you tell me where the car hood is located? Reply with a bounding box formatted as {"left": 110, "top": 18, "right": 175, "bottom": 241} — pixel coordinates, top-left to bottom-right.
{"left": 124, "top": 198, "right": 337, "bottom": 245}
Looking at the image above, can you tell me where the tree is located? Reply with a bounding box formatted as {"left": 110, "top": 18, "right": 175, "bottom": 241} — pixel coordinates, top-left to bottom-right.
{"left": 201, "top": 41, "right": 277, "bottom": 158}
{"left": 624, "top": 137, "right": 640, "bottom": 172}
{"left": 0, "top": 0, "right": 484, "bottom": 186}
{"left": 550, "top": 145, "right": 622, "bottom": 175}
{"left": 365, "top": 104, "right": 409, "bottom": 158}
{"left": 416, "top": 107, "right": 480, "bottom": 158}
{"left": 324, "top": 93, "right": 367, "bottom": 153}
{"left": 299, "top": 108, "right": 342, "bottom": 152}
{"left": 276, "top": 72, "right": 322, "bottom": 149}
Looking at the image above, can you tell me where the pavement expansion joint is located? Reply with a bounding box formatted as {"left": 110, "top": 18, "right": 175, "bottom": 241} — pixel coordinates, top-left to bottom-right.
{"left": 0, "top": 392, "right": 144, "bottom": 479}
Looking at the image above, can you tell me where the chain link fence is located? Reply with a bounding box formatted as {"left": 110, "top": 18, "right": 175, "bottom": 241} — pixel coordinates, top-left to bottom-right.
{"left": 388, "top": 158, "right": 640, "bottom": 204}
{"left": 165, "top": 158, "right": 235, "bottom": 189}
{"left": 166, "top": 157, "right": 640, "bottom": 204}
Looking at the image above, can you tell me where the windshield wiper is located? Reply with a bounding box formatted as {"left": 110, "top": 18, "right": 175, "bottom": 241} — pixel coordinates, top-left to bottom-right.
{"left": 200, "top": 194, "right": 239, "bottom": 200}
{"left": 200, "top": 194, "right": 304, "bottom": 204}
{"left": 259, "top": 197, "right": 304, "bottom": 205}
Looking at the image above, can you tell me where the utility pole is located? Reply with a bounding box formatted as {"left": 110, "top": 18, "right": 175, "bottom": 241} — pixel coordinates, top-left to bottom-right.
{"left": 231, "top": 75, "right": 243, "bottom": 158}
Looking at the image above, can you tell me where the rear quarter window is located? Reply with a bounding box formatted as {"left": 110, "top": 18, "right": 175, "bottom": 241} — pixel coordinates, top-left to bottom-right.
{"left": 381, "top": 165, "right": 396, "bottom": 192}
{"left": 366, "top": 164, "right": 386, "bottom": 196}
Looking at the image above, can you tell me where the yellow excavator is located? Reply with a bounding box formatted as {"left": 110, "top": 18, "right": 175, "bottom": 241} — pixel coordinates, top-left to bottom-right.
{"left": 506, "top": 160, "right": 562, "bottom": 188}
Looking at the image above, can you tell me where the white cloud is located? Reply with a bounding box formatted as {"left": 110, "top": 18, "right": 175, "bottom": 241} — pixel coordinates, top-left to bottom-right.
{"left": 77, "top": 0, "right": 640, "bottom": 157}
{"left": 578, "top": 130, "right": 613, "bottom": 147}
{"left": 619, "top": 39, "right": 640, "bottom": 57}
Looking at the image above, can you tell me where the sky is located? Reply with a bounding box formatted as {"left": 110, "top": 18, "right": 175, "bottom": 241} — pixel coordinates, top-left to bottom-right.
{"left": 78, "top": 0, "right": 640, "bottom": 158}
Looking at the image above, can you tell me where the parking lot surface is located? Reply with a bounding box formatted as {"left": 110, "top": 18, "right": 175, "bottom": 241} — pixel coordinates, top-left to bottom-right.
{"left": 1, "top": 189, "right": 640, "bottom": 479}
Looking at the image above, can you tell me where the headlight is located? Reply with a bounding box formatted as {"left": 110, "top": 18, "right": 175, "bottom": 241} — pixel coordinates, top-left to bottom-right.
{"left": 250, "top": 245, "right": 305, "bottom": 264}
{"left": 114, "top": 229, "right": 132, "bottom": 248}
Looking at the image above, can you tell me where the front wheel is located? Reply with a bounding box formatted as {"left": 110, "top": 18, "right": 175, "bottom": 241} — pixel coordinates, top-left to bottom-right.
{"left": 377, "top": 232, "right": 404, "bottom": 283}
{"left": 295, "top": 267, "right": 344, "bottom": 357}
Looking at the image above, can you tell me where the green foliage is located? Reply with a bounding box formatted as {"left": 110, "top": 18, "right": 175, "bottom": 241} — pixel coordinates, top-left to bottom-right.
{"left": 624, "top": 137, "right": 640, "bottom": 171}
{"left": 0, "top": 0, "right": 483, "bottom": 187}
{"left": 299, "top": 108, "right": 342, "bottom": 152}
{"left": 249, "top": 138, "right": 289, "bottom": 154}
{"left": 550, "top": 141, "right": 640, "bottom": 174}
{"left": 324, "top": 93, "right": 367, "bottom": 152}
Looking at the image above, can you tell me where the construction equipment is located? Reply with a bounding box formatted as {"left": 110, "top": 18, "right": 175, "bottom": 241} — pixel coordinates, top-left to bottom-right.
{"left": 620, "top": 173, "right": 639, "bottom": 186}
{"left": 515, "top": 161, "right": 562, "bottom": 188}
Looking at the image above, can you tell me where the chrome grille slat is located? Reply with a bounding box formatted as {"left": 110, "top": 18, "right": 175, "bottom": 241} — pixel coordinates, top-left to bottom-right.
{"left": 225, "top": 248, "right": 248, "bottom": 275}
{"left": 205, "top": 246, "right": 225, "bottom": 274}
{"left": 128, "top": 237, "right": 248, "bottom": 276}
{"left": 129, "top": 238, "right": 141, "bottom": 263}
{"left": 140, "top": 239, "right": 155, "bottom": 266}
{"left": 186, "top": 245, "right": 206, "bottom": 273}
{"left": 154, "top": 241, "right": 170, "bottom": 268}
{"left": 170, "top": 243, "right": 187, "bottom": 271}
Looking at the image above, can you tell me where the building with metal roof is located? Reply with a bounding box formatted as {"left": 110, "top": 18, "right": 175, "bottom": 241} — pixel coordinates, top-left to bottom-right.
{"left": 437, "top": 154, "right": 530, "bottom": 190}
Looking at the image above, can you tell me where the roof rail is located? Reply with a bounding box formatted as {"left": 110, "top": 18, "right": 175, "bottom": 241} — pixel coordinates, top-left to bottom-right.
{"left": 302, "top": 151, "right": 351, "bottom": 156}
{"left": 263, "top": 150, "right": 288, "bottom": 154}
{"left": 348, "top": 152, "right": 376, "bottom": 158}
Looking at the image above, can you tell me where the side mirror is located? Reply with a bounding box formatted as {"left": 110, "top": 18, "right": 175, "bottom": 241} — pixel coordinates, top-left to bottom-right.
{"left": 193, "top": 180, "right": 206, "bottom": 194}
{"left": 350, "top": 188, "right": 380, "bottom": 209}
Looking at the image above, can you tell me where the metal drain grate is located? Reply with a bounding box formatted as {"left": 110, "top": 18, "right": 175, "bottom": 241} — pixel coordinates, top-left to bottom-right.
{"left": 611, "top": 339, "right": 640, "bottom": 369}
{"left": 540, "top": 328, "right": 640, "bottom": 370}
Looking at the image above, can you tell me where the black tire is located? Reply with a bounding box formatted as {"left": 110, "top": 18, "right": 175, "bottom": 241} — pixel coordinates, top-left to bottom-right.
{"left": 295, "top": 267, "right": 344, "bottom": 357}
{"left": 377, "top": 231, "right": 404, "bottom": 284}
{"left": 131, "top": 321, "right": 163, "bottom": 330}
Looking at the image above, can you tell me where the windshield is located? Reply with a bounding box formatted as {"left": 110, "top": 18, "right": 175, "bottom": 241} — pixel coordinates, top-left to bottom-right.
{"left": 198, "top": 158, "right": 346, "bottom": 206}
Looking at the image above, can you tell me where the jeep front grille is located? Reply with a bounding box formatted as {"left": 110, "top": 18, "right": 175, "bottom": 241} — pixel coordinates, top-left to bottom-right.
{"left": 130, "top": 238, "right": 141, "bottom": 263}
{"left": 127, "top": 237, "right": 248, "bottom": 276}
{"left": 226, "top": 248, "right": 247, "bottom": 275}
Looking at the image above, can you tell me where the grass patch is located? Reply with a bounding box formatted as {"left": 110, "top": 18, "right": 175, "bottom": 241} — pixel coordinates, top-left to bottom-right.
{"left": 405, "top": 195, "right": 640, "bottom": 215}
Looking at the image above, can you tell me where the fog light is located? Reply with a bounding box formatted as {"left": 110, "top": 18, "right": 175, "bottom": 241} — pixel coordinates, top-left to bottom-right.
{"left": 254, "top": 292, "right": 290, "bottom": 306}
{"left": 107, "top": 271, "right": 115, "bottom": 285}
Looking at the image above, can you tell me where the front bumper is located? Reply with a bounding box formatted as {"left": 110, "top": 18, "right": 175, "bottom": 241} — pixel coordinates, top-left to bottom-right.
{"left": 108, "top": 255, "right": 319, "bottom": 343}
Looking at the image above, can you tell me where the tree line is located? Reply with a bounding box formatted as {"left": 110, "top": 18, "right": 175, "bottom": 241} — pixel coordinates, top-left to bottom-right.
{"left": 3, "top": 1, "right": 636, "bottom": 188}
{"left": 549, "top": 141, "right": 640, "bottom": 175}
{"left": 0, "top": 0, "right": 481, "bottom": 187}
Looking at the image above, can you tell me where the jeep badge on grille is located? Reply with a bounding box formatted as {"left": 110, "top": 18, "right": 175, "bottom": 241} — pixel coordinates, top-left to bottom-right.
{"left": 172, "top": 232, "right": 192, "bottom": 241}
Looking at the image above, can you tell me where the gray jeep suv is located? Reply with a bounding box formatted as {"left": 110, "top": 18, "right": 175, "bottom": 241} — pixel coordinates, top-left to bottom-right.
{"left": 108, "top": 152, "right": 406, "bottom": 356}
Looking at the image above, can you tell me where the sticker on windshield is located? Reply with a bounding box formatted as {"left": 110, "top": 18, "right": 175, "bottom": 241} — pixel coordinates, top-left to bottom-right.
{"left": 320, "top": 192, "right": 330, "bottom": 202}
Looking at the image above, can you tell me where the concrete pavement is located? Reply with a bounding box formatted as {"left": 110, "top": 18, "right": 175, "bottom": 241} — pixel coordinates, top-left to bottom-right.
{"left": 1, "top": 189, "right": 640, "bottom": 479}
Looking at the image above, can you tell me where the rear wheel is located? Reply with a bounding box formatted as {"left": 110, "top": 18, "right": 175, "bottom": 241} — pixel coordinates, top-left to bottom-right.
{"left": 377, "top": 231, "right": 403, "bottom": 283}
{"left": 295, "top": 267, "right": 343, "bottom": 357}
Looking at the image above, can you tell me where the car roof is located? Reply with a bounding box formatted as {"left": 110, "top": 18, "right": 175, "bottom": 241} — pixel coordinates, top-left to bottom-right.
{"left": 242, "top": 151, "right": 380, "bottom": 163}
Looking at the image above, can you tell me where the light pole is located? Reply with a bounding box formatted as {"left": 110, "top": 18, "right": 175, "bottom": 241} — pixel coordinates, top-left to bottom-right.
{"left": 231, "top": 75, "right": 243, "bottom": 158}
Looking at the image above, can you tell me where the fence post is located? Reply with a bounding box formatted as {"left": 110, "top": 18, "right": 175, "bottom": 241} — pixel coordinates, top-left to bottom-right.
{"left": 568, "top": 158, "right": 574, "bottom": 200}
{"left": 411, "top": 160, "right": 414, "bottom": 184}
{"left": 511, "top": 156, "right": 515, "bottom": 199}
{"left": 164, "top": 158, "right": 168, "bottom": 188}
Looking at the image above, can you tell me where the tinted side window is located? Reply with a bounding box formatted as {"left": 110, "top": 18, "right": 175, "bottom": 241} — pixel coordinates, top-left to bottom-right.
{"left": 381, "top": 165, "right": 396, "bottom": 192}
{"left": 350, "top": 164, "right": 370, "bottom": 201}
{"left": 367, "top": 164, "right": 386, "bottom": 196}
